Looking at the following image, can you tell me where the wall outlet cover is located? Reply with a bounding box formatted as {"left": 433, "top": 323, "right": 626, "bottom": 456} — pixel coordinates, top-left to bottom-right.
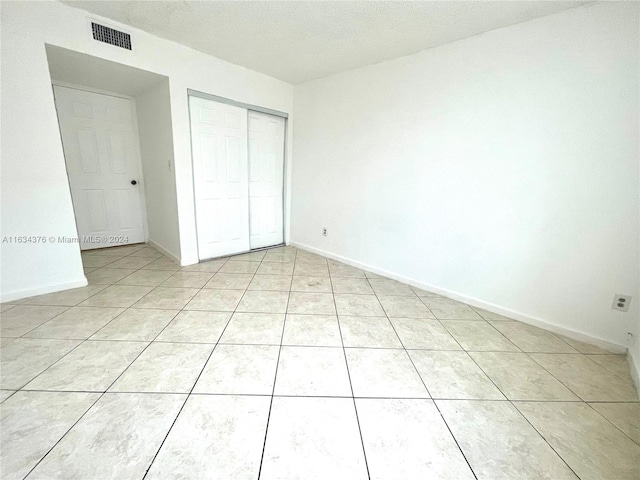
{"left": 611, "top": 294, "right": 631, "bottom": 312}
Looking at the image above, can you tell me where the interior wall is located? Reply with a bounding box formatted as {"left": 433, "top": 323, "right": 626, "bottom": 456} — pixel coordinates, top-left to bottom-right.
{"left": 0, "top": 0, "right": 293, "bottom": 301}
{"left": 291, "top": 2, "right": 639, "bottom": 366}
{"left": 135, "top": 79, "right": 181, "bottom": 259}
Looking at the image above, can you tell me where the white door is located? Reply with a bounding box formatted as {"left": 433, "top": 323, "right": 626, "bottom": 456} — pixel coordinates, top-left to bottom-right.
{"left": 189, "top": 96, "right": 250, "bottom": 259}
{"left": 248, "top": 111, "right": 285, "bottom": 249}
{"left": 53, "top": 86, "right": 146, "bottom": 250}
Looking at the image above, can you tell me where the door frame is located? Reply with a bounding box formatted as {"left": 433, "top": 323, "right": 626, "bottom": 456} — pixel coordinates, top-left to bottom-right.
{"left": 187, "top": 89, "right": 289, "bottom": 261}
{"left": 52, "top": 81, "right": 150, "bottom": 249}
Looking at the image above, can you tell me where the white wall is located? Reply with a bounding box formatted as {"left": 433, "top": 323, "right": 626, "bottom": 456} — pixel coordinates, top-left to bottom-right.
{"left": 0, "top": 0, "right": 293, "bottom": 301}
{"left": 135, "top": 79, "right": 181, "bottom": 260}
{"left": 291, "top": 2, "right": 639, "bottom": 368}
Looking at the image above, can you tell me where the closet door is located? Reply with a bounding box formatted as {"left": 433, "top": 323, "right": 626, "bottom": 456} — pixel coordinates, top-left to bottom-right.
{"left": 189, "top": 96, "right": 250, "bottom": 259}
{"left": 248, "top": 111, "right": 285, "bottom": 249}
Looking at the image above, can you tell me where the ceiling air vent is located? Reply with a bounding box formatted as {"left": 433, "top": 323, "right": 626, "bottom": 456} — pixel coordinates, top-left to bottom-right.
{"left": 91, "top": 22, "right": 131, "bottom": 50}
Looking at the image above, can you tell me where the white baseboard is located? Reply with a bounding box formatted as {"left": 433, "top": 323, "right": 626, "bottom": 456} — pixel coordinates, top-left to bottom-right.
{"left": 629, "top": 351, "right": 640, "bottom": 393}
{"left": 291, "top": 241, "right": 627, "bottom": 355}
{"left": 147, "top": 239, "right": 181, "bottom": 264}
{"left": 1, "top": 277, "right": 88, "bottom": 303}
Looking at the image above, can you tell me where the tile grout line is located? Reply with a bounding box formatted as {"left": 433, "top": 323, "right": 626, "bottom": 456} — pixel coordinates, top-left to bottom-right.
{"left": 364, "top": 276, "right": 480, "bottom": 480}
{"left": 256, "top": 248, "right": 294, "bottom": 480}
{"left": 333, "top": 276, "right": 372, "bottom": 480}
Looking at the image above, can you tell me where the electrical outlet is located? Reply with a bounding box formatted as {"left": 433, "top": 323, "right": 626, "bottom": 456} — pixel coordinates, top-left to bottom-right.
{"left": 322, "top": 227, "right": 327, "bottom": 237}
{"left": 611, "top": 294, "right": 631, "bottom": 312}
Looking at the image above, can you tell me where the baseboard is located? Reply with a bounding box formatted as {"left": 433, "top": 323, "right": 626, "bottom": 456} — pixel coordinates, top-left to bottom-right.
{"left": 1, "top": 277, "right": 88, "bottom": 303}
{"left": 147, "top": 239, "right": 181, "bottom": 264}
{"left": 629, "top": 350, "right": 640, "bottom": 394}
{"left": 291, "top": 241, "right": 627, "bottom": 355}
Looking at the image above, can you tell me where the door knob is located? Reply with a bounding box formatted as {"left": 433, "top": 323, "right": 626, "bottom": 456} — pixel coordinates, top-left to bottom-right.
{"left": 131, "top": 180, "right": 137, "bottom": 185}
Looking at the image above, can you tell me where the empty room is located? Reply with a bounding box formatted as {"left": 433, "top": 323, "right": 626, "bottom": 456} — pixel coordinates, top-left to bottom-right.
{"left": 1, "top": 0, "right": 638, "bottom": 478}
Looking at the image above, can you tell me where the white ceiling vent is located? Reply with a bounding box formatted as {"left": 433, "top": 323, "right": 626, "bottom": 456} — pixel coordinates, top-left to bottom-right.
{"left": 91, "top": 22, "right": 131, "bottom": 50}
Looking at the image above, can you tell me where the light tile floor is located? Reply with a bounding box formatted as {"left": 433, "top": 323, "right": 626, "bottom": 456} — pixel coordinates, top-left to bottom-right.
{"left": 1, "top": 243, "right": 639, "bottom": 479}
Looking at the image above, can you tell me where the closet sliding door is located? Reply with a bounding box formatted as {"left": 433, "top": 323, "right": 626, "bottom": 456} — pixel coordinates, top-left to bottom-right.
{"left": 189, "top": 95, "right": 286, "bottom": 260}
{"left": 248, "top": 111, "right": 285, "bottom": 249}
{"left": 189, "top": 96, "right": 250, "bottom": 259}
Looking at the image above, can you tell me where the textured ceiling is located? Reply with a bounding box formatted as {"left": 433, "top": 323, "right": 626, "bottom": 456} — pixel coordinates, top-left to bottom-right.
{"left": 61, "top": 1, "right": 589, "bottom": 84}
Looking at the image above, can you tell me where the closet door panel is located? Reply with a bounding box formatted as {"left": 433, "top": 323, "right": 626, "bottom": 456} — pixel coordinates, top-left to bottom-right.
{"left": 248, "top": 111, "right": 285, "bottom": 249}
{"left": 189, "top": 96, "right": 250, "bottom": 259}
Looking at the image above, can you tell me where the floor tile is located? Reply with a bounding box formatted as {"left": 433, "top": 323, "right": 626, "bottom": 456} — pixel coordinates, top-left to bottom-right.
{"left": 105, "top": 256, "right": 156, "bottom": 269}
{"left": 263, "top": 251, "right": 295, "bottom": 263}
{"left": 27, "top": 393, "right": 185, "bottom": 480}
{"left": 409, "top": 350, "right": 505, "bottom": 400}
{"left": 0, "top": 390, "right": 15, "bottom": 402}
{"left": 90, "top": 308, "right": 178, "bottom": 341}
{"left": 470, "top": 352, "right": 579, "bottom": 400}
{"left": 437, "top": 400, "right": 578, "bottom": 480}
{"left": 282, "top": 314, "right": 342, "bottom": 346}
{"left": 180, "top": 259, "right": 226, "bottom": 273}
{"left": 21, "top": 285, "right": 108, "bottom": 306}
{"left": 146, "top": 394, "right": 270, "bottom": 479}
{"left": 587, "top": 354, "right": 635, "bottom": 384}
{"left": 0, "top": 304, "right": 17, "bottom": 313}
{"left": 79, "top": 285, "right": 154, "bottom": 307}
{"left": 0, "top": 338, "right": 80, "bottom": 389}
{"left": 442, "top": 320, "right": 520, "bottom": 351}
{"left": 554, "top": 335, "right": 615, "bottom": 354}
{"left": 290, "top": 276, "right": 332, "bottom": 293}
{"left": 331, "top": 277, "right": 374, "bottom": 294}
{"left": 328, "top": 263, "right": 366, "bottom": 278}
{"left": 0, "top": 305, "right": 69, "bottom": 337}
{"left": 0, "top": 391, "right": 99, "bottom": 480}
{"left": 589, "top": 402, "right": 640, "bottom": 445}
{"left": 261, "top": 397, "right": 368, "bottom": 480}
{"left": 185, "top": 289, "right": 244, "bottom": 311}
{"left": 275, "top": 346, "right": 351, "bottom": 396}
{"left": 160, "top": 271, "right": 214, "bottom": 288}
{"left": 86, "top": 268, "right": 137, "bottom": 284}
{"left": 378, "top": 295, "right": 434, "bottom": 318}
{"left": 472, "top": 308, "right": 514, "bottom": 321}
{"left": 141, "top": 257, "right": 182, "bottom": 271}
{"left": 24, "top": 340, "right": 147, "bottom": 392}
{"left": 218, "top": 260, "right": 259, "bottom": 274}
{"left": 530, "top": 353, "right": 638, "bottom": 401}
{"left": 127, "top": 246, "right": 163, "bottom": 258}
{"left": 334, "top": 294, "right": 384, "bottom": 316}
{"left": 294, "top": 262, "right": 330, "bottom": 277}
{"left": 410, "top": 286, "right": 442, "bottom": 297}
{"left": 24, "top": 306, "right": 125, "bottom": 339}
{"left": 339, "top": 316, "right": 402, "bottom": 348}
{"left": 116, "top": 269, "right": 174, "bottom": 287}
{"left": 345, "top": 348, "right": 428, "bottom": 398}
{"left": 247, "top": 274, "right": 292, "bottom": 291}
{"left": 389, "top": 317, "right": 461, "bottom": 350}
{"left": 204, "top": 273, "right": 254, "bottom": 290}
{"left": 236, "top": 290, "right": 289, "bottom": 313}
{"left": 132, "top": 287, "right": 199, "bottom": 309}
{"left": 80, "top": 255, "right": 119, "bottom": 268}
{"left": 0, "top": 337, "right": 16, "bottom": 346}
{"left": 194, "top": 344, "right": 280, "bottom": 394}
{"left": 91, "top": 244, "right": 144, "bottom": 256}
{"left": 219, "top": 313, "right": 285, "bottom": 345}
{"left": 368, "top": 278, "right": 416, "bottom": 296}
{"left": 228, "top": 251, "right": 267, "bottom": 262}
{"left": 516, "top": 401, "right": 640, "bottom": 480}
{"left": 154, "top": 311, "right": 230, "bottom": 343}
{"left": 356, "top": 398, "right": 475, "bottom": 479}
{"left": 287, "top": 292, "right": 336, "bottom": 315}
{"left": 256, "top": 262, "right": 294, "bottom": 275}
{"left": 295, "top": 252, "right": 328, "bottom": 264}
{"left": 109, "top": 342, "right": 213, "bottom": 393}
{"left": 488, "top": 320, "right": 578, "bottom": 353}
{"left": 421, "top": 297, "right": 482, "bottom": 319}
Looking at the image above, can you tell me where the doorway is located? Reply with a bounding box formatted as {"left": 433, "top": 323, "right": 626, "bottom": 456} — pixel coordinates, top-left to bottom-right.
{"left": 189, "top": 93, "right": 286, "bottom": 260}
{"left": 53, "top": 85, "right": 147, "bottom": 250}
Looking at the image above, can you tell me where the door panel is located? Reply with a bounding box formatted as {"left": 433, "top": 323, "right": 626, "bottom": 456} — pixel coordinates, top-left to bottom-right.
{"left": 189, "top": 96, "right": 250, "bottom": 259}
{"left": 247, "top": 111, "right": 285, "bottom": 249}
{"left": 54, "top": 86, "right": 145, "bottom": 249}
